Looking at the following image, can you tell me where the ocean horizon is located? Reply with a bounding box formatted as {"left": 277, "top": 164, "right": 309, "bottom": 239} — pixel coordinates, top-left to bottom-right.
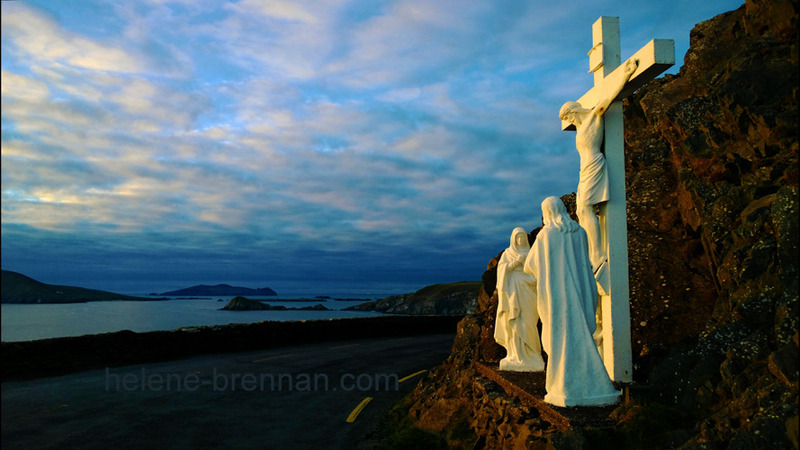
{"left": 1, "top": 296, "right": 388, "bottom": 343}
{"left": 106, "top": 279, "right": 431, "bottom": 300}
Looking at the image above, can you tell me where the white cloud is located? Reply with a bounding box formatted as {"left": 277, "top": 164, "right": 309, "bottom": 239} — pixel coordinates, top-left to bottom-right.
{"left": 239, "top": 0, "right": 321, "bottom": 24}
{"left": 1, "top": 5, "right": 149, "bottom": 74}
{"left": 0, "top": 70, "right": 50, "bottom": 102}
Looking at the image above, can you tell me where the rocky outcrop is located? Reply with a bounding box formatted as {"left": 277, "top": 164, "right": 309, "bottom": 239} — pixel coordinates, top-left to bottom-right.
{"left": 345, "top": 281, "right": 480, "bottom": 315}
{"left": 220, "top": 296, "right": 272, "bottom": 310}
{"left": 220, "top": 296, "right": 328, "bottom": 311}
{"left": 405, "top": 0, "right": 799, "bottom": 447}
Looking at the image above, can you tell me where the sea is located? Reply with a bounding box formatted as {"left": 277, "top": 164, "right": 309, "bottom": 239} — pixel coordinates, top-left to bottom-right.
{"left": 0, "top": 291, "right": 396, "bottom": 343}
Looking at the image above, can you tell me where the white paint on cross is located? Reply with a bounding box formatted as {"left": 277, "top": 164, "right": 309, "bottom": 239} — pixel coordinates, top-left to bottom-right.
{"left": 562, "top": 17, "right": 674, "bottom": 383}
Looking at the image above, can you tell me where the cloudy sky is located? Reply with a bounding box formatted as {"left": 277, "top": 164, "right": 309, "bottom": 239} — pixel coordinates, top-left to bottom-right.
{"left": 1, "top": 0, "right": 743, "bottom": 296}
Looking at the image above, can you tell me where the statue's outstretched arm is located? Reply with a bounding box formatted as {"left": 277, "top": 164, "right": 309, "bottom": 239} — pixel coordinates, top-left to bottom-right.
{"left": 595, "top": 59, "right": 638, "bottom": 116}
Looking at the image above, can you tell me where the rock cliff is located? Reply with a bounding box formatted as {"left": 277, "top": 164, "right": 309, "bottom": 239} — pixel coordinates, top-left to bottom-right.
{"left": 403, "top": 0, "right": 798, "bottom": 447}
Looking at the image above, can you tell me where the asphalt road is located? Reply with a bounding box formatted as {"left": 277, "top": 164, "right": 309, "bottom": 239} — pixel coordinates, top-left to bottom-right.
{"left": 1, "top": 333, "right": 455, "bottom": 449}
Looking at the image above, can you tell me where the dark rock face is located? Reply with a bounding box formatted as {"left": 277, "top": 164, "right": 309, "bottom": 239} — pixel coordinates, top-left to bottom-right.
{"left": 623, "top": 1, "right": 798, "bottom": 444}
{"left": 407, "top": 0, "right": 799, "bottom": 447}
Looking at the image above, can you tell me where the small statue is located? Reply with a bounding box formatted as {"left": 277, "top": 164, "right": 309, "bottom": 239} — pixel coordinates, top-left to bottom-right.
{"left": 524, "top": 197, "right": 620, "bottom": 407}
{"left": 494, "top": 227, "right": 544, "bottom": 372}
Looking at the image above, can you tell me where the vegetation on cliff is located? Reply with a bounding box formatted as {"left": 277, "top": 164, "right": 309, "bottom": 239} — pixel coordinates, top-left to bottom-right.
{"left": 345, "top": 281, "right": 481, "bottom": 315}
{"left": 402, "top": 0, "right": 799, "bottom": 447}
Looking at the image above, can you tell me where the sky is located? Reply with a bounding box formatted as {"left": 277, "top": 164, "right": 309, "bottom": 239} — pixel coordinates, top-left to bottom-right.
{"left": 1, "top": 0, "right": 744, "bottom": 296}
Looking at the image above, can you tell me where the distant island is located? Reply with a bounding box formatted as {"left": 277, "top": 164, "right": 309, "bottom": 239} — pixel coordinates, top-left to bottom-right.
{"left": 159, "top": 284, "right": 277, "bottom": 297}
{"left": 219, "top": 296, "right": 327, "bottom": 311}
{"left": 1, "top": 270, "right": 158, "bottom": 304}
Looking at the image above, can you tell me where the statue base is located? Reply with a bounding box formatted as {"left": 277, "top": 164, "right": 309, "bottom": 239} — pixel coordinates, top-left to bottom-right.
{"left": 475, "top": 362, "right": 620, "bottom": 432}
{"left": 544, "top": 391, "right": 621, "bottom": 408}
{"left": 499, "top": 357, "right": 545, "bottom": 372}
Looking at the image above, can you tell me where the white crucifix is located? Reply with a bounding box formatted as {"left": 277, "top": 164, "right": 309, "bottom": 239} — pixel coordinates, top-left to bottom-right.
{"left": 560, "top": 17, "right": 674, "bottom": 383}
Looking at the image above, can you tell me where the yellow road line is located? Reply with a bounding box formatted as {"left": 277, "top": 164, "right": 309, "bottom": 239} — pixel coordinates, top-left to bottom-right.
{"left": 345, "top": 370, "right": 428, "bottom": 423}
{"left": 346, "top": 397, "right": 373, "bottom": 423}
{"left": 398, "top": 370, "right": 427, "bottom": 383}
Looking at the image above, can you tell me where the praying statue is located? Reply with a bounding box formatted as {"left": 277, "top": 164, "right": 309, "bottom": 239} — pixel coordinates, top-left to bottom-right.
{"left": 524, "top": 197, "right": 620, "bottom": 407}
{"left": 559, "top": 59, "right": 638, "bottom": 273}
{"left": 494, "top": 227, "right": 544, "bottom": 372}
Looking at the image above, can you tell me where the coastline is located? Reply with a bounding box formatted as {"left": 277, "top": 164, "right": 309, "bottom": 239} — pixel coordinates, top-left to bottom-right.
{"left": 0, "top": 298, "right": 378, "bottom": 342}
{"left": 1, "top": 315, "right": 461, "bottom": 382}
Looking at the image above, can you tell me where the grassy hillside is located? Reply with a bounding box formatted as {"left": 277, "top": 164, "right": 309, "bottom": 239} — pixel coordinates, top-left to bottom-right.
{"left": 411, "top": 281, "right": 482, "bottom": 300}
{"left": 347, "top": 280, "right": 481, "bottom": 315}
{"left": 1, "top": 270, "right": 156, "bottom": 304}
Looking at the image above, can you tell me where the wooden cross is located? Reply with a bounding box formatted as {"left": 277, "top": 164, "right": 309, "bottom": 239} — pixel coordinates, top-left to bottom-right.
{"left": 562, "top": 17, "right": 674, "bottom": 383}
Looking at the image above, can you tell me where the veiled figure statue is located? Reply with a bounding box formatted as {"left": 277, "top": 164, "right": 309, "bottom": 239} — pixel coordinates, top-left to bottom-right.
{"left": 524, "top": 197, "right": 620, "bottom": 407}
{"left": 494, "top": 227, "right": 544, "bottom": 372}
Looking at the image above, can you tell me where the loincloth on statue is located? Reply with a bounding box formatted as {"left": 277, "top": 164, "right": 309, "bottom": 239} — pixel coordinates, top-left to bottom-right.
{"left": 576, "top": 152, "right": 609, "bottom": 206}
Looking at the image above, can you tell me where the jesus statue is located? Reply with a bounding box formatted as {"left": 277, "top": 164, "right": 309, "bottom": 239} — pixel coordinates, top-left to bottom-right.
{"left": 559, "top": 58, "right": 638, "bottom": 272}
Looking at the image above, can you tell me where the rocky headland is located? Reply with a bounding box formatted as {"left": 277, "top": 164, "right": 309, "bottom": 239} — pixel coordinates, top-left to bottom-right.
{"left": 345, "top": 281, "right": 481, "bottom": 315}
{"left": 395, "top": 1, "right": 798, "bottom": 448}
{"left": 0, "top": 270, "right": 158, "bottom": 304}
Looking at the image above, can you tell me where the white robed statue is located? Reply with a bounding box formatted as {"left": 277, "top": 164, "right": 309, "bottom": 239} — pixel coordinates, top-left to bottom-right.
{"left": 494, "top": 227, "right": 544, "bottom": 372}
{"left": 524, "top": 197, "right": 620, "bottom": 407}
